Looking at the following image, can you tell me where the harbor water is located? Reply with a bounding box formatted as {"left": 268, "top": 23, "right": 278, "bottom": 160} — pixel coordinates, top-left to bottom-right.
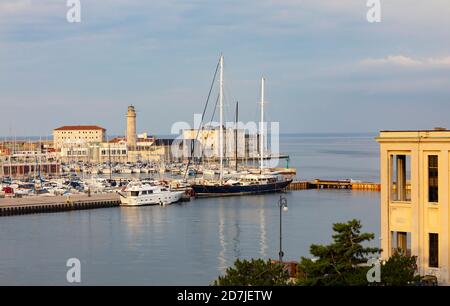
{"left": 0, "top": 133, "right": 380, "bottom": 285}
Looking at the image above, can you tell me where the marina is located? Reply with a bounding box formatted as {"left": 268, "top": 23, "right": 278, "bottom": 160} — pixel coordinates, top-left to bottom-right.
{"left": 0, "top": 132, "right": 382, "bottom": 285}
{"left": 0, "top": 177, "right": 380, "bottom": 216}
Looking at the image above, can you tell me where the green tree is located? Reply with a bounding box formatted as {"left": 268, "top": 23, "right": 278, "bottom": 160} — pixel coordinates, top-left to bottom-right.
{"left": 297, "top": 219, "right": 380, "bottom": 286}
{"left": 213, "top": 259, "right": 290, "bottom": 286}
{"left": 380, "top": 251, "right": 420, "bottom": 286}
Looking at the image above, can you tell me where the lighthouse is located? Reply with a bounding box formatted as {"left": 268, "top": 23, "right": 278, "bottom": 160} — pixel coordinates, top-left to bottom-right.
{"left": 126, "top": 105, "right": 137, "bottom": 150}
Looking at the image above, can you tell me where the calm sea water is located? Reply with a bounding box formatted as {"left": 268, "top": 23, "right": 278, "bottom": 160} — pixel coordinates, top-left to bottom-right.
{"left": 0, "top": 134, "right": 380, "bottom": 285}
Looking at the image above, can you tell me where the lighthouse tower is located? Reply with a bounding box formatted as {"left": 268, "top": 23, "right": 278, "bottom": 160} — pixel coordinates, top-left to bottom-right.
{"left": 126, "top": 105, "right": 137, "bottom": 150}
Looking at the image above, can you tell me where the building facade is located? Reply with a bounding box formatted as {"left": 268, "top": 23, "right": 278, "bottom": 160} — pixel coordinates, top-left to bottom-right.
{"left": 53, "top": 125, "right": 106, "bottom": 149}
{"left": 377, "top": 130, "right": 450, "bottom": 284}
{"left": 182, "top": 128, "right": 250, "bottom": 160}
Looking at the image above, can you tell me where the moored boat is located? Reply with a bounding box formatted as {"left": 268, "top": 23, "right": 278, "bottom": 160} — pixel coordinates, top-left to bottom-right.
{"left": 119, "top": 182, "right": 184, "bottom": 206}
{"left": 188, "top": 55, "right": 292, "bottom": 197}
{"left": 191, "top": 174, "right": 292, "bottom": 197}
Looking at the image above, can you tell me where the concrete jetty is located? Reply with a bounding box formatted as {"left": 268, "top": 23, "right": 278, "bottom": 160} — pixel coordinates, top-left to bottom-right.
{"left": 285, "top": 180, "right": 381, "bottom": 191}
{"left": 0, "top": 193, "right": 120, "bottom": 217}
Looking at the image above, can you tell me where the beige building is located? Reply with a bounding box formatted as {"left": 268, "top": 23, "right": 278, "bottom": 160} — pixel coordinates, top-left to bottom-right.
{"left": 182, "top": 127, "right": 247, "bottom": 160}
{"left": 377, "top": 129, "right": 450, "bottom": 284}
{"left": 53, "top": 125, "right": 106, "bottom": 149}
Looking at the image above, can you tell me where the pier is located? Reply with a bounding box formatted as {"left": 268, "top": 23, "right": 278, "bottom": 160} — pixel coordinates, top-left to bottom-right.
{"left": 285, "top": 180, "right": 381, "bottom": 192}
{"left": 0, "top": 194, "right": 120, "bottom": 217}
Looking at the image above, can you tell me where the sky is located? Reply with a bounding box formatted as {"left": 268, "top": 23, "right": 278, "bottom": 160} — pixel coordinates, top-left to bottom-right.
{"left": 0, "top": 0, "right": 450, "bottom": 137}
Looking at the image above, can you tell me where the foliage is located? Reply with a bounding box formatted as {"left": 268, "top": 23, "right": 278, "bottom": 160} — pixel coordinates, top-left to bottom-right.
{"left": 212, "top": 259, "right": 290, "bottom": 286}
{"left": 379, "top": 251, "right": 420, "bottom": 286}
{"left": 297, "top": 219, "right": 380, "bottom": 286}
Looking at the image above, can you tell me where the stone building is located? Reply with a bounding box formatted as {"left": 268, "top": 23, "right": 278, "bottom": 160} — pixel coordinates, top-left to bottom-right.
{"left": 53, "top": 125, "right": 106, "bottom": 149}
{"left": 377, "top": 129, "right": 450, "bottom": 284}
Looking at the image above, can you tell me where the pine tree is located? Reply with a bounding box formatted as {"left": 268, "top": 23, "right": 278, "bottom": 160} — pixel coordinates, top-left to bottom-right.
{"left": 380, "top": 252, "right": 420, "bottom": 286}
{"left": 213, "top": 259, "right": 290, "bottom": 286}
{"left": 297, "top": 219, "right": 380, "bottom": 286}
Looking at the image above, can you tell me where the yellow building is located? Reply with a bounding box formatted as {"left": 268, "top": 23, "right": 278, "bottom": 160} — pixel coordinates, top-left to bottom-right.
{"left": 53, "top": 125, "right": 106, "bottom": 149}
{"left": 377, "top": 129, "right": 450, "bottom": 284}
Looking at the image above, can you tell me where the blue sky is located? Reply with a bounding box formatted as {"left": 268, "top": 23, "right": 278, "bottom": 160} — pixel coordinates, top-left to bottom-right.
{"left": 1, "top": 0, "right": 450, "bottom": 136}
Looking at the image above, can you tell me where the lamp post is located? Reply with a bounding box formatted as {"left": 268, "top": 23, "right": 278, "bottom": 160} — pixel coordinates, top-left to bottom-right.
{"left": 278, "top": 195, "right": 288, "bottom": 262}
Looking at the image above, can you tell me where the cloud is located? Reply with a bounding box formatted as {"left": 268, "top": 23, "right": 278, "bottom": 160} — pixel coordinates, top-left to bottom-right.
{"left": 361, "top": 55, "right": 450, "bottom": 68}
{"left": 0, "top": 0, "right": 32, "bottom": 13}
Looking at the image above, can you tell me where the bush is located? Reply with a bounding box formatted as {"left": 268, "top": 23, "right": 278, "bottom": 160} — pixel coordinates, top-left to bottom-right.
{"left": 213, "top": 259, "right": 290, "bottom": 286}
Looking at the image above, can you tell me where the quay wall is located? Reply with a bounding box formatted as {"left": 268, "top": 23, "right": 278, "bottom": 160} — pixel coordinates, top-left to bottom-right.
{"left": 285, "top": 181, "right": 381, "bottom": 192}
{"left": 0, "top": 194, "right": 120, "bottom": 217}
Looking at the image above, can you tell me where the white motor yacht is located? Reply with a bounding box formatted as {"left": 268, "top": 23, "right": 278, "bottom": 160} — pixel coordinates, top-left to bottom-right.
{"left": 119, "top": 182, "right": 183, "bottom": 206}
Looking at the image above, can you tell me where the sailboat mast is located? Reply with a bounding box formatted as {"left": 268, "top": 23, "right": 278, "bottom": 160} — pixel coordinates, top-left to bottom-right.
{"left": 260, "top": 77, "right": 265, "bottom": 173}
{"left": 219, "top": 55, "right": 224, "bottom": 182}
{"left": 235, "top": 101, "right": 238, "bottom": 172}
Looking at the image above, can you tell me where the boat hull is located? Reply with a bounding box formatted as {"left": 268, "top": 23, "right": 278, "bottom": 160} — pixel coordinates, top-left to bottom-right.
{"left": 119, "top": 191, "right": 184, "bottom": 206}
{"left": 191, "top": 179, "right": 292, "bottom": 197}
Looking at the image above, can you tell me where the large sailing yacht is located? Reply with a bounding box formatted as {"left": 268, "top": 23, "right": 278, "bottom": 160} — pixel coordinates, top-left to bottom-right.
{"left": 191, "top": 56, "right": 292, "bottom": 197}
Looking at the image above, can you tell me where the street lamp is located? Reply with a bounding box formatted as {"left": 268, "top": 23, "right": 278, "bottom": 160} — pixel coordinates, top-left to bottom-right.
{"left": 278, "top": 195, "right": 288, "bottom": 262}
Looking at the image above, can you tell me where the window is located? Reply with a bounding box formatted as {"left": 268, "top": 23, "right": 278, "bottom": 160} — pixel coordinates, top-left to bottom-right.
{"left": 391, "top": 231, "right": 411, "bottom": 256}
{"left": 390, "top": 154, "right": 411, "bottom": 202}
{"left": 428, "top": 155, "right": 438, "bottom": 203}
{"left": 429, "top": 233, "right": 439, "bottom": 268}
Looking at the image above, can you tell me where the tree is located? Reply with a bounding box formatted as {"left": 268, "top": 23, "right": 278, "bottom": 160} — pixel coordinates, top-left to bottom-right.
{"left": 213, "top": 259, "right": 290, "bottom": 286}
{"left": 297, "top": 219, "right": 380, "bottom": 286}
{"left": 380, "top": 252, "right": 420, "bottom": 286}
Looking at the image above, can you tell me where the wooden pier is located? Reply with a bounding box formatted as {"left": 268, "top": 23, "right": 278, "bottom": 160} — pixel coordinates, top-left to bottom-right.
{"left": 0, "top": 194, "right": 120, "bottom": 217}
{"left": 285, "top": 180, "right": 381, "bottom": 192}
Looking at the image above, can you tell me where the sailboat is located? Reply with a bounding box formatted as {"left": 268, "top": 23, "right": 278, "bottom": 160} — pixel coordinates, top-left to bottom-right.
{"left": 191, "top": 56, "right": 292, "bottom": 197}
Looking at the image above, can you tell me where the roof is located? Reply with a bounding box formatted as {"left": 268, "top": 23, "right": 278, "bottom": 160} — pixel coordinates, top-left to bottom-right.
{"left": 54, "top": 125, "right": 106, "bottom": 131}
{"left": 109, "top": 137, "right": 126, "bottom": 143}
{"left": 377, "top": 129, "right": 450, "bottom": 143}
{"left": 380, "top": 129, "right": 449, "bottom": 133}
{"left": 137, "top": 137, "right": 155, "bottom": 143}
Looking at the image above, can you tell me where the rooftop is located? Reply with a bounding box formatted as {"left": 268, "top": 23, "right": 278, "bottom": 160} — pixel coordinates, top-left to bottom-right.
{"left": 377, "top": 128, "right": 450, "bottom": 142}
{"left": 380, "top": 128, "right": 449, "bottom": 133}
{"left": 54, "top": 125, "right": 106, "bottom": 131}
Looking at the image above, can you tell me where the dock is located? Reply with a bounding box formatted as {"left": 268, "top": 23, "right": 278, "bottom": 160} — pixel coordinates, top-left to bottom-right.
{"left": 0, "top": 193, "right": 120, "bottom": 217}
{"left": 285, "top": 180, "right": 381, "bottom": 192}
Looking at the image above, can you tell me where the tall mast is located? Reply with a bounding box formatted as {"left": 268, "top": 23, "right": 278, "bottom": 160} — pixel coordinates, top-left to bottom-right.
{"left": 219, "top": 55, "right": 224, "bottom": 182}
{"left": 260, "top": 77, "right": 265, "bottom": 173}
{"left": 235, "top": 101, "right": 238, "bottom": 172}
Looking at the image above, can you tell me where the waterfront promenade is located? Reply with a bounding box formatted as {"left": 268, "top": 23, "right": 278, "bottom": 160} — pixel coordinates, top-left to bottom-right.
{"left": 0, "top": 193, "right": 120, "bottom": 217}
